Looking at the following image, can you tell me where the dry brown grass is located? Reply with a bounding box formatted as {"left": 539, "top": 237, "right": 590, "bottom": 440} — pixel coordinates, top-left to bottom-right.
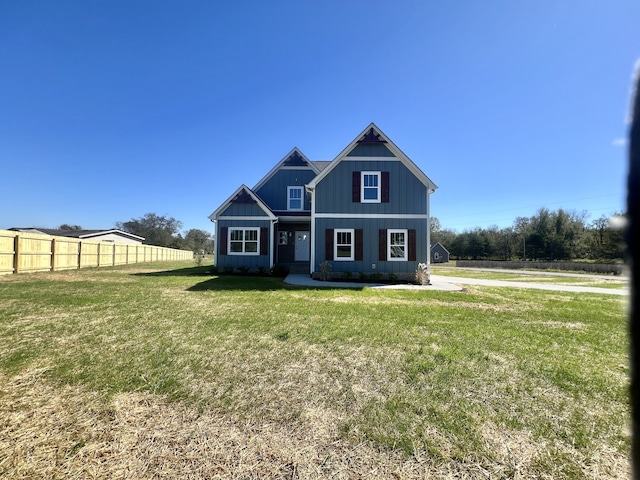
{"left": 0, "top": 367, "right": 629, "bottom": 480}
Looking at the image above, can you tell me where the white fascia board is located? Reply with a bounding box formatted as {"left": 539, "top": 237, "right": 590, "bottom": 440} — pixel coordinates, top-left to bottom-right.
{"left": 252, "top": 147, "right": 319, "bottom": 192}
{"left": 208, "top": 184, "right": 277, "bottom": 221}
{"left": 214, "top": 216, "right": 278, "bottom": 221}
{"left": 314, "top": 213, "right": 429, "bottom": 219}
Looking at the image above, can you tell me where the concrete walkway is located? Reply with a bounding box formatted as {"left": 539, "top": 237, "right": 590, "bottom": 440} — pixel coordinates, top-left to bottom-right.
{"left": 283, "top": 273, "right": 629, "bottom": 295}
{"left": 283, "top": 274, "right": 463, "bottom": 291}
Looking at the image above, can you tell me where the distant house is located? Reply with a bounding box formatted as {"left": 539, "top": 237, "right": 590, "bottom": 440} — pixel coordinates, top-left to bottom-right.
{"left": 208, "top": 123, "right": 438, "bottom": 279}
{"left": 430, "top": 242, "right": 450, "bottom": 263}
{"left": 9, "top": 228, "right": 145, "bottom": 244}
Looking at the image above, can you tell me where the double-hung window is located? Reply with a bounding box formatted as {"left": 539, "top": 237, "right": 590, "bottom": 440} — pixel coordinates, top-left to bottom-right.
{"left": 335, "top": 229, "right": 354, "bottom": 261}
{"left": 287, "top": 186, "right": 303, "bottom": 211}
{"left": 361, "top": 171, "right": 381, "bottom": 203}
{"left": 387, "top": 229, "right": 408, "bottom": 261}
{"left": 229, "top": 228, "right": 259, "bottom": 255}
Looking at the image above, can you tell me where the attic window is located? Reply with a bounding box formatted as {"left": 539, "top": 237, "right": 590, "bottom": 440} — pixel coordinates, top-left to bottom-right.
{"left": 361, "top": 172, "right": 380, "bottom": 203}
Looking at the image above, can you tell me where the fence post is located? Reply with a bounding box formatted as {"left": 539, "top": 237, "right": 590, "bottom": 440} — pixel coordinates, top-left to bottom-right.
{"left": 78, "top": 240, "right": 82, "bottom": 269}
{"left": 13, "top": 234, "right": 20, "bottom": 274}
{"left": 112, "top": 243, "right": 116, "bottom": 266}
{"left": 51, "top": 238, "right": 56, "bottom": 272}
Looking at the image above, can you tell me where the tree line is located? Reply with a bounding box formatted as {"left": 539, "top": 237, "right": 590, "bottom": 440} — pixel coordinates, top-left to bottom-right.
{"left": 60, "top": 213, "right": 214, "bottom": 253}
{"left": 431, "top": 208, "right": 625, "bottom": 263}
{"left": 60, "top": 208, "right": 625, "bottom": 262}
{"left": 114, "top": 213, "right": 214, "bottom": 253}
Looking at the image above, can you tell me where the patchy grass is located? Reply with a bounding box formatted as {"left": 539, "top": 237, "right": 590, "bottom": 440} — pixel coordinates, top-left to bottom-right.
{"left": 0, "top": 261, "right": 630, "bottom": 479}
{"left": 432, "top": 266, "right": 629, "bottom": 289}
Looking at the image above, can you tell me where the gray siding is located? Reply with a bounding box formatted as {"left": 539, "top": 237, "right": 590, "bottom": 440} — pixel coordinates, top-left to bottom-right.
{"left": 346, "top": 143, "right": 394, "bottom": 157}
{"left": 315, "top": 160, "right": 427, "bottom": 214}
{"left": 216, "top": 219, "right": 271, "bottom": 270}
{"left": 219, "top": 202, "right": 270, "bottom": 217}
{"left": 255, "top": 168, "right": 316, "bottom": 211}
{"left": 314, "top": 217, "right": 428, "bottom": 274}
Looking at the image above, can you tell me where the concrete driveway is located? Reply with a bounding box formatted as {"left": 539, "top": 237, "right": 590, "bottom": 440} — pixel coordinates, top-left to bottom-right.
{"left": 284, "top": 271, "right": 629, "bottom": 296}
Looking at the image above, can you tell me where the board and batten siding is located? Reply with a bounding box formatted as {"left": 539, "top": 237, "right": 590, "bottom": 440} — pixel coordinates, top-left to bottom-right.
{"left": 219, "top": 202, "right": 271, "bottom": 217}
{"left": 346, "top": 143, "right": 395, "bottom": 157}
{"left": 314, "top": 217, "right": 428, "bottom": 274}
{"left": 254, "top": 168, "right": 317, "bottom": 211}
{"left": 314, "top": 160, "right": 428, "bottom": 215}
{"left": 215, "top": 219, "right": 272, "bottom": 270}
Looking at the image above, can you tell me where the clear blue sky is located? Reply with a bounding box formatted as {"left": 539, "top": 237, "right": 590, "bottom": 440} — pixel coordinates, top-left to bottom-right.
{"left": 1, "top": 1, "right": 638, "bottom": 235}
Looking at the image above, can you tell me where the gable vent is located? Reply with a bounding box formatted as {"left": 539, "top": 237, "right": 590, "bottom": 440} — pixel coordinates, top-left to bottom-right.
{"left": 357, "top": 128, "right": 387, "bottom": 144}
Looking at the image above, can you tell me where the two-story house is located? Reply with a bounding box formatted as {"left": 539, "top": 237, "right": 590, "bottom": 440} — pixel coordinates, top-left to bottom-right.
{"left": 208, "top": 123, "right": 438, "bottom": 280}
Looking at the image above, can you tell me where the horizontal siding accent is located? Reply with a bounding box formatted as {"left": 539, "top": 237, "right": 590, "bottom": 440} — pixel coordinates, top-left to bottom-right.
{"left": 314, "top": 213, "right": 428, "bottom": 219}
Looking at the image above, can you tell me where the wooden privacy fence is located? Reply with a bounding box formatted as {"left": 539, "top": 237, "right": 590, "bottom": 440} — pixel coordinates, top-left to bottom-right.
{"left": 0, "top": 229, "right": 193, "bottom": 275}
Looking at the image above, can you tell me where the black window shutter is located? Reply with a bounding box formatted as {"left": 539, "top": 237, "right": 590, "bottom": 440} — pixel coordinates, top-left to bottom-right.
{"left": 219, "top": 227, "right": 228, "bottom": 255}
{"left": 379, "top": 229, "right": 387, "bottom": 261}
{"left": 352, "top": 171, "right": 361, "bottom": 203}
{"left": 260, "top": 227, "right": 268, "bottom": 255}
{"left": 408, "top": 229, "right": 417, "bottom": 261}
{"left": 325, "top": 229, "right": 334, "bottom": 261}
{"left": 355, "top": 229, "right": 363, "bottom": 261}
{"left": 381, "top": 171, "right": 390, "bottom": 203}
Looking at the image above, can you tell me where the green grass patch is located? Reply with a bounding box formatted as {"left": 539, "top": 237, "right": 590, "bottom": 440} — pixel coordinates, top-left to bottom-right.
{"left": 432, "top": 266, "right": 628, "bottom": 289}
{"left": 0, "top": 261, "right": 630, "bottom": 477}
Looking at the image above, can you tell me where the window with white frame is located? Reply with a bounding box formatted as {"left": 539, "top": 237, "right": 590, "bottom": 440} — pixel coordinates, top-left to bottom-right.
{"left": 335, "top": 229, "right": 354, "bottom": 261}
{"left": 387, "top": 229, "right": 408, "bottom": 261}
{"left": 287, "top": 186, "right": 303, "bottom": 210}
{"left": 361, "top": 171, "right": 381, "bottom": 202}
{"left": 229, "top": 228, "right": 259, "bottom": 255}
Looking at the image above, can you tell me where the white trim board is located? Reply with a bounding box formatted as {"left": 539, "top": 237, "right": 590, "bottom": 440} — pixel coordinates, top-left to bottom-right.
{"left": 314, "top": 213, "right": 428, "bottom": 219}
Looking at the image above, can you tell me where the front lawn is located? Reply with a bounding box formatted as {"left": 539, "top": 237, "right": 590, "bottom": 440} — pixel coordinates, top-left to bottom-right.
{"left": 0, "top": 262, "right": 630, "bottom": 478}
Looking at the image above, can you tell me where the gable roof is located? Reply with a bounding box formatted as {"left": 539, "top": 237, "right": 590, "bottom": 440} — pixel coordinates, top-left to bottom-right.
{"left": 252, "top": 148, "right": 321, "bottom": 192}
{"left": 208, "top": 184, "right": 277, "bottom": 221}
{"left": 306, "top": 123, "right": 438, "bottom": 193}
{"left": 9, "top": 228, "right": 145, "bottom": 241}
{"left": 430, "top": 242, "right": 450, "bottom": 254}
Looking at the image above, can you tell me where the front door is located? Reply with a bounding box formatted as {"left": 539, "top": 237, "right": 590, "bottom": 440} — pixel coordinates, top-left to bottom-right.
{"left": 294, "top": 231, "right": 310, "bottom": 261}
